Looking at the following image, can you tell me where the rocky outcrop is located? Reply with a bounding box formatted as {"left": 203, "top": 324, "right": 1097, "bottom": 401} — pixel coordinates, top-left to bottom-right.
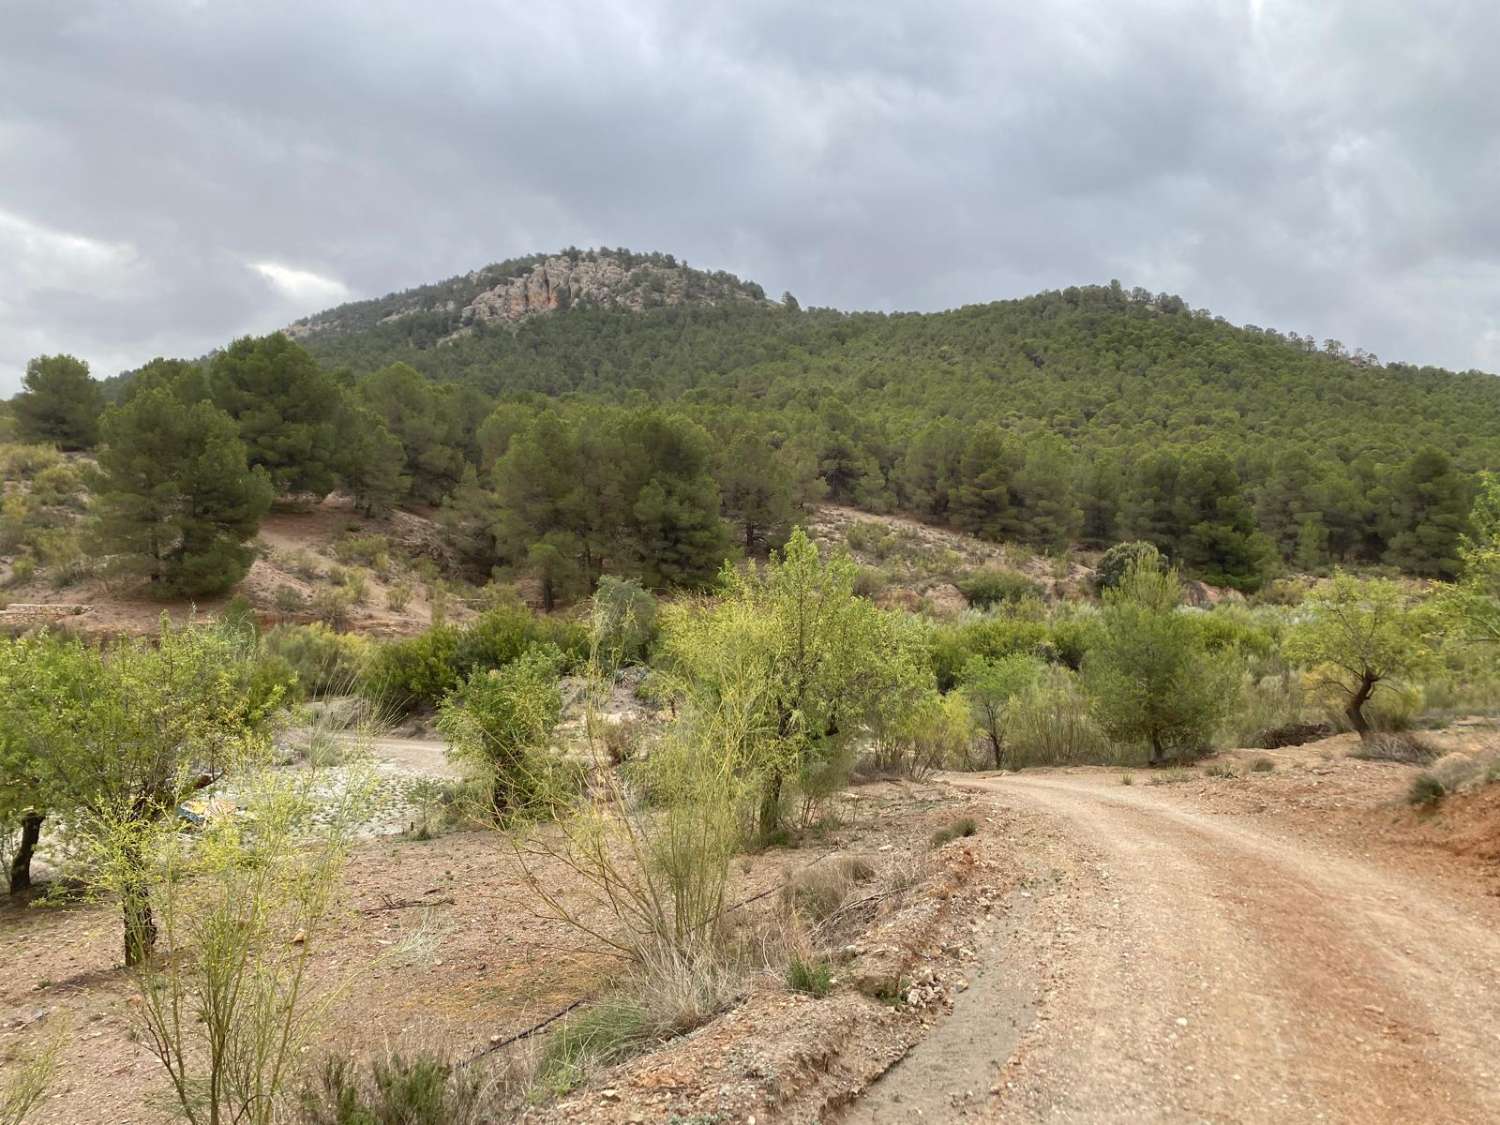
{"left": 459, "top": 253, "right": 760, "bottom": 327}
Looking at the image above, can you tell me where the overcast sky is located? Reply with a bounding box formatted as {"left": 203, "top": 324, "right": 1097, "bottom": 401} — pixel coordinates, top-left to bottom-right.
{"left": 2, "top": 0, "right": 1499, "bottom": 393}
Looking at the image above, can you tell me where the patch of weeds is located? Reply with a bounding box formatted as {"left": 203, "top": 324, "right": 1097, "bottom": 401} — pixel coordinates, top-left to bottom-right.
{"left": 1204, "top": 760, "right": 1239, "bottom": 780}
{"left": 929, "top": 816, "right": 978, "bottom": 848}
{"left": 1250, "top": 757, "right": 1276, "bottom": 773}
{"left": 1352, "top": 733, "right": 1439, "bottom": 766}
{"left": 303, "top": 730, "right": 345, "bottom": 768}
{"left": 782, "top": 856, "right": 877, "bottom": 922}
{"left": 406, "top": 777, "right": 462, "bottom": 840}
{"left": 298, "top": 1049, "right": 509, "bottom": 1125}
{"left": 756, "top": 826, "right": 796, "bottom": 850}
{"left": 1407, "top": 772, "right": 1446, "bottom": 807}
{"left": 786, "top": 955, "right": 834, "bottom": 997}
{"left": 1150, "top": 768, "right": 1195, "bottom": 786}
{"left": 532, "top": 999, "right": 652, "bottom": 1098}
{"left": 1120, "top": 773, "right": 1135, "bottom": 786}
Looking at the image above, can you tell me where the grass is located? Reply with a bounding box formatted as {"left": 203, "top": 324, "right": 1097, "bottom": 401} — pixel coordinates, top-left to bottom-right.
{"left": 782, "top": 855, "right": 878, "bottom": 921}
{"left": 1204, "top": 760, "right": 1239, "bottom": 779}
{"left": 1250, "top": 757, "right": 1276, "bottom": 772}
{"left": 1351, "top": 732, "right": 1440, "bottom": 765}
{"left": 786, "top": 955, "right": 835, "bottom": 997}
{"left": 929, "top": 816, "right": 978, "bottom": 848}
{"left": 1150, "top": 768, "right": 1195, "bottom": 786}
{"left": 533, "top": 999, "right": 652, "bottom": 1097}
{"left": 1407, "top": 772, "right": 1446, "bottom": 807}
{"left": 1120, "top": 772, "right": 1134, "bottom": 785}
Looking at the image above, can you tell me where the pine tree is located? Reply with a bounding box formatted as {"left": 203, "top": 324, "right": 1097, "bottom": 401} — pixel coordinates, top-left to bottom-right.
{"left": 334, "top": 400, "right": 408, "bottom": 516}
{"left": 210, "top": 334, "right": 342, "bottom": 496}
{"left": 93, "top": 385, "right": 273, "bottom": 596}
{"left": 12, "top": 354, "right": 103, "bottom": 449}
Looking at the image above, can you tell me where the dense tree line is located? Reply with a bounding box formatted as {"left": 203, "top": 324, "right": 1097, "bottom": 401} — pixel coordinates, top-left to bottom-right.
{"left": 9, "top": 274, "right": 1500, "bottom": 595}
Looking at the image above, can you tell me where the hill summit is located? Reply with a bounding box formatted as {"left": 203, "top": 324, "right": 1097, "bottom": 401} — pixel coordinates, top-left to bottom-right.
{"left": 285, "top": 248, "right": 771, "bottom": 345}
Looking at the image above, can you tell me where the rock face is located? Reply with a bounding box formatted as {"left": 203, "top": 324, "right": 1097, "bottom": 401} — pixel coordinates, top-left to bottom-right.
{"left": 458, "top": 253, "right": 757, "bottom": 327}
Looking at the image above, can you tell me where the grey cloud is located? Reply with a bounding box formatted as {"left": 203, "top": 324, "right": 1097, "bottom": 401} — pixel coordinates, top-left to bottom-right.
{"left": 1, "top": 0, "right": 1498, "bottom": 394}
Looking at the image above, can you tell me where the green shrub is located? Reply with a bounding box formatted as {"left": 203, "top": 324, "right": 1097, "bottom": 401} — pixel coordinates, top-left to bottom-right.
{"left": 310, "top": 585, "right": 354, "bottom": 630}
{"left": 366, "top": 625, "right": 464, "bottom": 711}
{"left": 1350, "top": 732, "right": 1439, "bottom": 765}
{"left": 1094, "top": 540, "right": 1164, "bottom": 592}
{"left": 263, "top": 624, "right": 370, "bottom": 698}
{"left": 386, "top": 582, "right": 413, "bottom": 612}
{"left": 274, "top": 585, "right": 306, "bottom": 613}
{"left": 331, "top": 532, "right": 391, "bottom": 571}
{"left": 1250, "top": 757, "right": 1275, "bottom": 772}
{"left": 29, "top": 463, "right": 83, "bottom": 507}
{"left": 0, "top": 443, "right": 63, "bottom": 480}
{"left": 297, "top": 1050, "right": 505, "bottom": 1125}
{"left": 1408, "top": 772, "right": 1446, "bottom": 806}
{"left": 957, "top": 568, "right": 1043, "bottom": 609}
{"left": 534, "top": 1000, "right": 652, "bottom": 1097}
{"left": 929, "top": 816, "right": 978, "bottom": 847}
{"left": 787, "top": 956, "right": 834, "bottom": 997}
{"left": 1008, "top": 666, "right": 1116, "bottom": 766}
{"left": 591, "top": 576, "right": 658, "bottom": 665}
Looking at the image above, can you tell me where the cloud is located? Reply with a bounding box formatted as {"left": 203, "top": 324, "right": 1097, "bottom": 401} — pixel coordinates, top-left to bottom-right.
{"left": 1, "top": 0, "right": 1498, "bottom": 394}
{"left": 250, "top": 261, "right": 351, "bottom": 306}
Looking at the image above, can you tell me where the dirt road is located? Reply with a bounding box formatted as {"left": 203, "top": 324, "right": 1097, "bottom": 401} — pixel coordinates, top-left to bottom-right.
{"left": 846, "top": 771, "right": 1500, "bottom": 1123}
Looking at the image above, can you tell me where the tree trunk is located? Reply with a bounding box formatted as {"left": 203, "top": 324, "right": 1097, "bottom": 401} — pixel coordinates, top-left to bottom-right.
{"left": 1348, "top": 672, "right": 1377, "bottom": 740}
{"left": 8, "top": 812, "right": 43, "bottom": 895}
{"left": 989, "top": 730, "right": 1003, "bottom": 770}
{"left": 1149, "top": 733, "right": 1163, "bottom": 766}
{"left": 758, "top": 772, "right": 784, "bottom": 839}
{"left": 123, "top": 888, "right": 158, "bottom": 967}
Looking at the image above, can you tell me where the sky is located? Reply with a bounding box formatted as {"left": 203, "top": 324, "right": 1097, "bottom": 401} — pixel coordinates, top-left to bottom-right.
{"left": 3, "top": 0, "right": 1499, "bottom": 393}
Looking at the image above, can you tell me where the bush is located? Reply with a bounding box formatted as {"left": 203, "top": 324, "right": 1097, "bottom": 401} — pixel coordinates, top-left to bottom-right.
{"left": 331, "top": 532, "right": 391, "bottom": 571}
{"left": 386, "top": 582, "right": 413, "bottom": 612}
{"left": 297, "top": 1050, "right": 507, "bottom": 1125}
{"left": 1008, "top": 666, "right": 1115, "bottom": 766}
{"left": 274, "top": 585, "right": 306, "bottom": 613}
{"left": 1250, "top": 757, "right": 1276, "bottom": 772}
{"left": 310, "top": 585, "right": 355, "bottom": 630}
{"left": 929, "top": 816, "right": 978, "bottom": 847}
{"left": 591, "top": 576, "right": 658, "bottom": 665}
{"left": 1351, "top": 732, "right": 1439, "bottom": 765}
{"left": 1408, "top": 772, "right": 1446, "bottom": 806}
{"left": 1094, "top": 540, "right": 1164, "bottom": 592}
{"left": 263, "top": 624, "right": 370, "bottom": 698}
{"left": 787, "top": 956, "right": 835, "bottom": 997}
{"left": 453, "top": 604, "right": 587, "bottom": 680}
{"left": 781, "top": 855, "right": 877, "bottom": 922}
{"left": 366, "top": 625, "right": 463, "bottom": 711}
{"left": 957, "top": 568, "right": 1043, "bottom": 609}
{"left": 534, "top": 999, "right": 652, "bottom": 1097}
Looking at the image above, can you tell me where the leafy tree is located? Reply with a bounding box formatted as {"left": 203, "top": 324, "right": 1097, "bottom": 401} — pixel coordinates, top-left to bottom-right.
{"left": 32, "top": 622, "right": 276, "bottom": 964}
{"left": 333, "top": 400, "right": 408, "bottom": 516}
{"left": 0, "top": 633, "right": 95, "bottom": 894}
{"left": 961, "top": 653, "right": 1044, "bottom": 768}
{"left": 1286, "top": 573, "right": 1433, "bottom": 739}
{"left": 359, "top": 363, "right": 470, "bottom": 503}
{"left": 716, "top": 428, "right": 821, "bottom": 553}
{"left": 659, "top": 529, "right": 914, "bottom": 834}
{"left": 12, "top": 354, "right": 102, "bottom": 449}
{"left": 1085, "top": 559, "right": 1233, "bottom": 763}
{"left": 92, "top": 385, "right": 273, "bottom": 596}
{"left": 1382, "top": 448, "right": 1470, "bottom": 579}
{"left": 1445, "top": 472, "right": 1500, "bottom": 645}
{"left": 210, "top": 334, "right": 342, "bottom": 495}
{"left": 1093, "top": 540, "right": 1163, "bottom": 592}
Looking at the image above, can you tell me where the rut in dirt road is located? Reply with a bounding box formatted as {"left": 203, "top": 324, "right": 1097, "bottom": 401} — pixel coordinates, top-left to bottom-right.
{"left": 850, "top": 773, "right": 1500, "bottom": 1124}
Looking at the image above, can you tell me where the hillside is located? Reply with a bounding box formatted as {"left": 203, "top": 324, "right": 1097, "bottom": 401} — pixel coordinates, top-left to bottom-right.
{"left": 292, "top": 263, "right": 1500, "bottom": 477}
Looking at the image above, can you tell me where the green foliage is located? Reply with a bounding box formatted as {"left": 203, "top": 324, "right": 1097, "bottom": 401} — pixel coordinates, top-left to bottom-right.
{"left": 92, "top": 381, "right": 273, "bottom": 596}
{"left": 1408, "top": 772, "right": 1446, "bottom": 806}
{"left": 786, "top": 956, "right": 835, "bottom": 997}
{"left": 364, "top": 625, "right": 463, "bottom": 712}
{"left": 658, "top": 529, "right": 920, "bottom": 833}
{"left": 960, "top": 653, "right": 1044, "bottom": 768}
{"left": 1085, "top": 559, "right": 1235, "bottom": 763}
{"left": 534, "top": 999, "right": 652, "bottom": 1097}
{"left": 1286, "top": 573, "right": 1433, "bottom": 739}
{"left": 297, "top": 1051, "right": 503, "bottom": 1125}
{"left": 1007, "top": 665, "right": 1115, "bottom": 766}
{"left": 437, "top": 646, "right": 565, "bottom": 819}
{"left": 957, "top": 568, "right": 1043, "bottom": 609}
{"left": 357, "top": 363, "right": 471, "bottom": 504}
{"left": 262, "top": 623, "right": 370, "bottom": 698}
{"left": 1445, "top": 472, "right": 1500, "bottom": 645}
{"left": 210, "top": 334, "right": 343, "bottom": 496}
{"left": 12, "top": 354, "right": 102, "bottom": 449}
{"left": 1094, "top": 540, "right": 1164, "bottom": 592}
{"left": 591, "top": 576, "right": 658, "bottom": 665}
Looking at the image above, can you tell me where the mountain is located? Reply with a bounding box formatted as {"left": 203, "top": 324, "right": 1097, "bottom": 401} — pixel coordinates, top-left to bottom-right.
{"left": 286, "top": 247, "right": 771, "bottom": 349}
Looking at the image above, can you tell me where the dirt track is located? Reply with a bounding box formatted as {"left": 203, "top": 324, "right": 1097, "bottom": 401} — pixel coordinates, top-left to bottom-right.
{"left": 850, "top": 771, "right": 1500, "bottom": 1123}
